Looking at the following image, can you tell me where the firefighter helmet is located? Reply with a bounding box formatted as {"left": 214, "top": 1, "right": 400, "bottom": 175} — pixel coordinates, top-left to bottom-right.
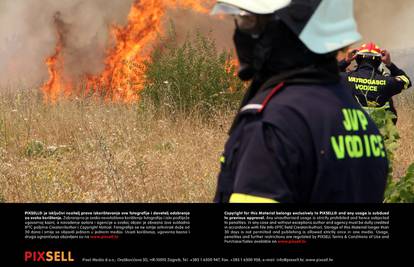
{"left": 211, "top": 0, "right": 361, "bottom": 54}
{"left": 355, "top": 42, "right": 383, "bottom": 68}
{"left": 356, "top": 42, "right": 383, "bottom": 58}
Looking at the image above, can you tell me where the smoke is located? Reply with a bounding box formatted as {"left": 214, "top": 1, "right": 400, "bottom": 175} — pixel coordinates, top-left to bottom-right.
{"left": 0, "top": 0, "right": 228, "bottom": 88}
{"left": 0, "top": 0, "right": 134, "bottom": 87}
{"left": 0, "top": 0, "right": 412, "bottom": 88}
{"left": 167, "top": 8, "right": 233, "bottom": 51}
{"left": 355, "top": 0, "right": 414, "bottom": 79}
{"left": 355, "top": 0, "right": 414, "bottom": 50}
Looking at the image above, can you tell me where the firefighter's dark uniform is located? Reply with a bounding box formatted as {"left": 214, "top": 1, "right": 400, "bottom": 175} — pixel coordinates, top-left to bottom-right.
{"left": 214, "top": 70, "right": 389, "bottom": 203}
{"left": 339, "top": 60, "right": 412, "bottom": 121}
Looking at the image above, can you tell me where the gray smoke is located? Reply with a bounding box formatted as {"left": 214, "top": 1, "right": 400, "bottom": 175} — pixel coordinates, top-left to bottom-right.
{"left": 355, "top": 0, "right": 414, "bottom": 79}
{"left": 355, "top": 0, "right": 414, "bottom": 50}
{"left": 0, "top": 0, "right": 228, "bottom": 88}
{"left": 167, "top": 8, "right": 233, "bottom": 50}
{"left": 0, "top": 0, "right": 133, "bottom": 87}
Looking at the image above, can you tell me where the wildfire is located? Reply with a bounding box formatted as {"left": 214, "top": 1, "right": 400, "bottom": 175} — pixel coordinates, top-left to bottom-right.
{"left": 42, "top": 12, "right": 73, "bottom": 103}
{"left": 42, "top": 0, "right": 213, "bottom": 103}
{"left": 225, "top": 57, "right": 239, "bottom": 77}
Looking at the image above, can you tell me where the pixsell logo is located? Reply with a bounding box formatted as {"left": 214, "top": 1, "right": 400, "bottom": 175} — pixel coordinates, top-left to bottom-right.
{"left": 24, "top": 251, "right": 74, "bottom": 262}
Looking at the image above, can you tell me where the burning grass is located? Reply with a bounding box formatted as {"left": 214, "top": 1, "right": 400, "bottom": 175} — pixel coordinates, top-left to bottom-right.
{"left": 42, "top": 0, "right": 213, "bottom": 103}
{"left": 1, "top": 30, "right": 243, "bottom": 203}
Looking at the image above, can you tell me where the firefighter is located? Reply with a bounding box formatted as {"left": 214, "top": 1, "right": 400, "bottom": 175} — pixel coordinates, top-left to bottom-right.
{"left": 211, "top": 0, "right": 388, "bottom": 203}
{"left": 339, "top": 43, "right": 412, "bottom": 123}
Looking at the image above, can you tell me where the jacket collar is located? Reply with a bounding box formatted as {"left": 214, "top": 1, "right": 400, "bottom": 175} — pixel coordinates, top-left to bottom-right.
{"left": 356, "top": 62, "right": 381, "bottom": 74}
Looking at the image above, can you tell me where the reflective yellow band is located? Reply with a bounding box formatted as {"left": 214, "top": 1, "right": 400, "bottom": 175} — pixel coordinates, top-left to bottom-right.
{"left": 397, "top": 75, "right": 410, "bottom": 90}
{"left": 220, "top": 156, "right": 226, "bottom": 164}
{"left": 229, "top": 193, "right": 279, "bottom": 203}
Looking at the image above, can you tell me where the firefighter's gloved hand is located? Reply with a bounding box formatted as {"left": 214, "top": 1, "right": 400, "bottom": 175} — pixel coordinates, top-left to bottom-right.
{"left": 381, "top": 50, "right": 392, "bottom": 67}
{"left": 345, "top": 48, "right": 357, "bottom": 63}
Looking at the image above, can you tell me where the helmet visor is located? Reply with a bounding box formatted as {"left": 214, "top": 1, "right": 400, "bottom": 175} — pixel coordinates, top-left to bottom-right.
{"left": 210, "top": 3, "right": 251, "bottom": 16}
{"left": 211, "top": 3, "right": 266, "bottom": 36}
{"left": 356, "top": 51, "right": 382, "bottom": 58}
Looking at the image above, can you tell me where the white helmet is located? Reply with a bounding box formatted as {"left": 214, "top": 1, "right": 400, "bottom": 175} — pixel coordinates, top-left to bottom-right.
{"left": 211, "top": 0, "right": 361, "bottom": 54}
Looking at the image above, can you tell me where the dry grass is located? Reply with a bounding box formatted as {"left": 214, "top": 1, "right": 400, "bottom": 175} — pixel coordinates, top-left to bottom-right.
{"left": 0, "top": 87, "right": 233, "bottom": 203}
{"left": 394, "top": 92, "right": 414, "bottom": 178}
{"left": 0, "top": 87, "right": 413, "bottom": 203}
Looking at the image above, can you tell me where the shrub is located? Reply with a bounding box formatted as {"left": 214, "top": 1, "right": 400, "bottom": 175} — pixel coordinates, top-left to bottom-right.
{"left": 142, "top": 29, "right": 244, "bottom": 117}
{"left": 25, "top": 140, "right": 45, "bottom": 157}
{"left": 24, "top": 140, "right": 70, "bottom": 157}
{"left": 385, "top": 163, "right": 414, "bottom": 203}
{"left": 369, "top": 109, "right": 414, "bottom": 203}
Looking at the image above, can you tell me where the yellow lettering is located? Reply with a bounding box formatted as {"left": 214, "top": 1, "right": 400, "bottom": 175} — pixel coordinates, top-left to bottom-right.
{"left": 342, "top": 109, "right": 352, "bottom": 131}
{"left": 377, "top": 136, "right": 386, "bottom": 157}
{"left": 331, "top": 133, "right": 386, "bottom": 159}
{"left": 356, "top": 110, "right": 368, "bottom": 131}
{"left": 344, "top": 136, "right": 364, "bottom": 158}
{"left": 355, "top": 84, "right": 378, "bottom": 91}
{"left": 353, "top": 136, "right": 364, "bottom": 158}
{"left": 364, "top": 135, "right": 371, "bottom": 157}
{"left": 54, "top": 251, "right": 61, "bottom": 261}
{"left": 46, "top": 251, "right": 54, "bottom": 262}
{"left": 370, "top": 135, "right": 381, "bottom": 157}
{"left": 345, "top": 136, "right": 355, "bottom": 158}
{"left": 331, "top": 136, "right": 345, "bottom": 160}
{"left": 348, "top": 77, "right": 386, "bottom": 87}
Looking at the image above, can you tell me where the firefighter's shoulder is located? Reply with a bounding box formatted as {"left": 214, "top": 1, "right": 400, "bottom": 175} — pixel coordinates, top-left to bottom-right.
{"left": 262, "top": 83, "right": 354, "bottom": 123}
{"left": 391, "top": 74, "right": 411, "bottom": 90}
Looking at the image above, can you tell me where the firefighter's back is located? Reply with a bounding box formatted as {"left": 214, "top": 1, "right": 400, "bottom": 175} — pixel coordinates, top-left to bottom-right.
{"left": 345, "top": 66, "right": 394, "bottom": 108}
{"left": 260, "top": 81, "right": 389, "bottom": 202}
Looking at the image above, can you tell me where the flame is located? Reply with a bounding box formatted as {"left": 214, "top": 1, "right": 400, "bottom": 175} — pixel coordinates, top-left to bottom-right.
{"left": 225, "top": 56, "right": 240, "bottom": 92}
{"left": 42, "top": 12, "right": 73, "bottom": 103}
{"left": 225, "top": 57, "right": 239, "bottom": 76}
{"left": 42, "top": 0, "right": 212, "bottom": 103}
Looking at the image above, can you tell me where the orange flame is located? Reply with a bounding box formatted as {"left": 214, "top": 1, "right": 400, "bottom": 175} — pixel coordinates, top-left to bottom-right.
{"left": 225, "top": 57, "right": 239, "bottom": 76}
{"left": 42, "top": 0, "right": 212, "bottom": 103}
{"left": 42, "top": 12, "right": 73, "bottom": 103}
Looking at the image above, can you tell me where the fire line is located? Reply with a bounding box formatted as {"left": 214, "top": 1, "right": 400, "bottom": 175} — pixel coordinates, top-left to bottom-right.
{"left": 41, "top": 0, "right": 213, "bottom": 103}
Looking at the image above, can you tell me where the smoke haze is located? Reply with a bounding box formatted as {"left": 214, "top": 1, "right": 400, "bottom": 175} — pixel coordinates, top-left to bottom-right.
{"left": 355, "top": 0, "right": 414, "bottom": 79}
{"left": 355, "top": 0, "right": 414, "bottom": 50}
{"left": 0, "top": 0, "right": 134, "bottom": 86}
{"left": 0, "top": 0, "right": 413, "bottom": 87}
